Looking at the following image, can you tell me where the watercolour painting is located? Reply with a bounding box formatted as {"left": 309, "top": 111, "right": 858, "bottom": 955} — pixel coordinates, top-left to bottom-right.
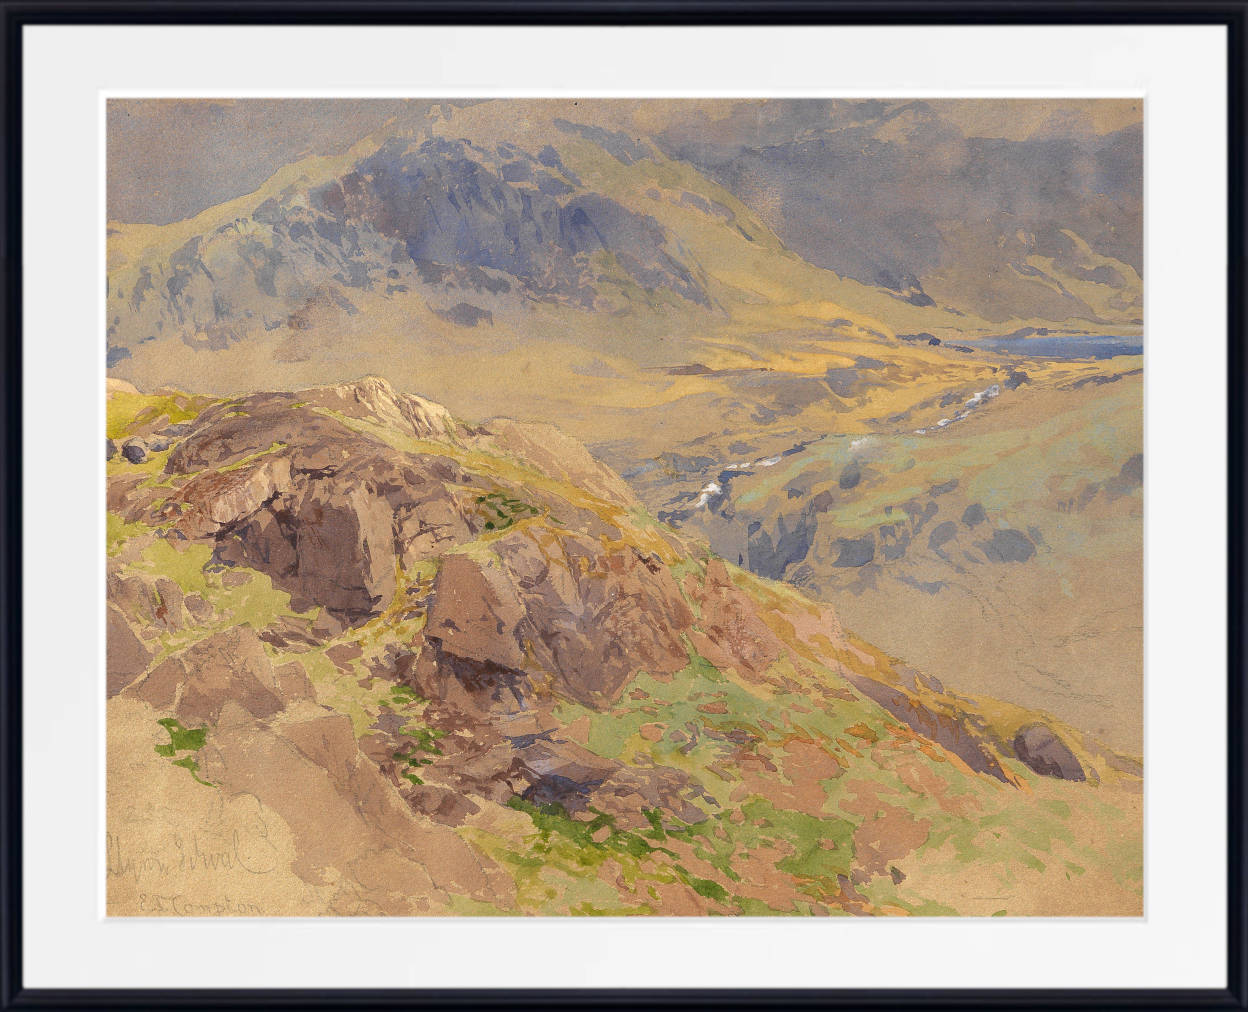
{"left": 105, "top": 98, "right": 1143, "bottom": 917}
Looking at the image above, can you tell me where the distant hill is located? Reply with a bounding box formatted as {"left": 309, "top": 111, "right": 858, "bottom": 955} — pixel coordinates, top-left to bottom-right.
{"left": 106, "top": 99, "right": 1139, "bottom": 409}
{"left": 651, "top": 98, "right": 1142, "bottom": 328}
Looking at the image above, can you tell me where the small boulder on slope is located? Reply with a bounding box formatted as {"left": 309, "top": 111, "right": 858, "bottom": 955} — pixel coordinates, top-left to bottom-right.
{"left": 1013, "top": 724, "right": 1085, "bottom": 781}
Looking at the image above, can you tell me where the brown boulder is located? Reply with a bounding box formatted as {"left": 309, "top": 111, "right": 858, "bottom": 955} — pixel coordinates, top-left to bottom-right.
{"left": 493, "top": 531, "right": 694, "bottom": 707}
{"left": 127, "top": 626, "right": 299, "bottom": 723}
{"left": 210, "top": 453, "right": 472, "bottom": 625}
{"left": 514, "top": 736, "right": 711, "bottom": 829}
{"left": 517, "top": 738, "right": 618, "bottom": 791}
{"left": 183, "top": 593, "right": 216, "bottom": 623}
{"left": 218, "top": 478, "right": 400, "bottom": 620}
{"left": 425, "top": 552, "right": 527, "bottom": 669}
{"left": 296, "top": 482, "right": 397, "bottom": 618}
{"left": 107, "top": 473, "right": 148, "bottom": 517}
{"left": 420, "top": 532, "right": 696, "bottom": 714}
{"left": 173, "top": 456, "right": 292, "bottom": 537}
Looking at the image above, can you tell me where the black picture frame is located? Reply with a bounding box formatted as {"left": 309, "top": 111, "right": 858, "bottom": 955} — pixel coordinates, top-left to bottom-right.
{"left": 2, "top": 3, "right": 1244, "bottom": 1009}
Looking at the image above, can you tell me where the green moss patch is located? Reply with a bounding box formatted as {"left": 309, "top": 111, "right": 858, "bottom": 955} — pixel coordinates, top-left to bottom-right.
{"left": 153, "top": 717, "right": 214, "bottom": 788}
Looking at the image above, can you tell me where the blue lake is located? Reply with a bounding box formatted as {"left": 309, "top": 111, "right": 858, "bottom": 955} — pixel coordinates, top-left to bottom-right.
{"left": 976, "top": 334, "right": 1143, "bottom": 360}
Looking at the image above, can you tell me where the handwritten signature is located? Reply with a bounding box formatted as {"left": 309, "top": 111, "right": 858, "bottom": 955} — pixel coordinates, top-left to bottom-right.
{"left": 106, "top": 810, "right": 279, "bottom": 885}
{"left": 136, "top": 892, "right": 265, "bottom": 916}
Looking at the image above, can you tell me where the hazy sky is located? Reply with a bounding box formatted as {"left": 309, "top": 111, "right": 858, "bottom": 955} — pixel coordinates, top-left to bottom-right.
{"left": 108, "top": 97, "right": 1140, "bottom": 229}
{"left": 107, "top": 99, "right": 446, "bottom": 224}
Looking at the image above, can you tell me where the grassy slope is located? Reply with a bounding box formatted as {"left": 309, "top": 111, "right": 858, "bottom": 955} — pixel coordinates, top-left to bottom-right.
{"left": 107, "top": 390, "right": 1142, "bottom": 916}
{"left": 693, "top": 362, "right": 1144, "bottom": 751}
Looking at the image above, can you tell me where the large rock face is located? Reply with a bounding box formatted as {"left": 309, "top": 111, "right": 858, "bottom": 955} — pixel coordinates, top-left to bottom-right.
{"left": 111, "top": 381, "right": 708, "bottom": 704}
{"left": 128, "top": 384, "right": 472, "bottom": 622}
{"left": 106, "top": 378, "right": 762, "bottom": 907}
{"left": 106, "top": 135, "right": 709, "bottom": 363}
{"left": 423, "top": 534, "right": 695, "bottom": 710}
{"left": 108, "top": 376, "right": 752, "bottom": 781}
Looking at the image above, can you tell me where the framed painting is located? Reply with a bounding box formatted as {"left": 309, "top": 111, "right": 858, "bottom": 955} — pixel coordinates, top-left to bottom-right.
{"left": 1, "top": 3, "right": 1245, "bottom": 1008}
